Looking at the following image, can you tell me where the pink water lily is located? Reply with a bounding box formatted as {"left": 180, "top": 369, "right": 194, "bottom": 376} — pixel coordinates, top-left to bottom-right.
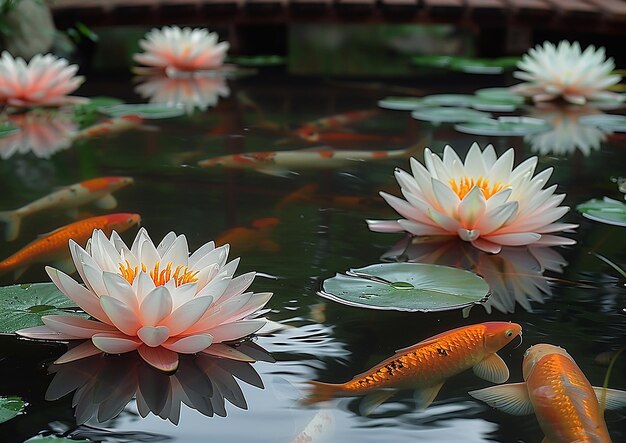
{"left": 134, "top": 26, "right": 229, "bottom": 76}
{"left": 511, "top": 41, "right": 623, "bottom": 105}
{"left": 18, "top": 228, "right": 272, "bottom": 372}
{"left": 367, "top": 143, "right": 577, "bottom": 254}
{"left": 0, "top": 52, "right": 86, "bottom": 108}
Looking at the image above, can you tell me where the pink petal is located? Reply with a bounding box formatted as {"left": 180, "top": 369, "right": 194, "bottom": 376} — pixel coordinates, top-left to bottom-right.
{"left": 100, "top": 295, "right": 141, "bottom": 336}
{"left": 205, "top": 320, "right": 265, "bottom": 343}
{"left": 137, "top": 325, "right": 171, "bottom": 347}
{"left": 139, "top": 286, "right": 173, "bottom": 325}
{"left": 17, "top": 325, "right": 79, "bottom": 340}
{"left": 137, "top": 345, "right": 179, "bottom": 372}
{"left": 201, "top": 343, "right": 255, "bottom": 362}
{"left": 55, "top": 340, "right": 103, "bottom": 364}
{"left": 471, "top": 238, "right": 502, "bottom": 254}
{"left": 366, "top": 219, "right": 403, "bottom": 232}
{"left": 486, "top": 232, "right": 541, "bottom": 246}
{"left": 92, "top": 332, "right": 142, "bottom": 354}
{"left": 162, "top": 333, "right": 213, "bottom": 353}
{"left": 42, "top": 315, "right": 117, "bottom": 338}
{"left": 163, "top": 295, "right": 214, "bottom": 336}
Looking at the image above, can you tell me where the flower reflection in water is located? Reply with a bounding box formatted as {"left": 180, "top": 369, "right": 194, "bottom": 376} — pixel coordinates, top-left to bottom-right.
{"left": 46, "top": 341, "right": 273, "bottom": 425}
{"left": 0, "top": 111, "right": 77, "bottom": 159}
{"left": 382, "top": 236, "right": 568, "bottom": 313}
{"left": 135, "top": 74, "right": 230, "bottom": 114}
{"left": 525, "top": 103, "right": 611, "bottom": 156}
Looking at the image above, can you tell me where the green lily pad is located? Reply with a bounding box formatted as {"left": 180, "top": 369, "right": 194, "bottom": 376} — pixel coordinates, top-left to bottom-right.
{"left": 377, "top": 97, "right": 425, "bottom": 111}
{"left": 421, "top": 94, "right": 477, "bottom": 107}
{"left": 0, "top": 122, "right": 20, "bottom": 138}
{"left": 0, "top": 396, "right": 25, "bottom": 424}
{"left": 450, "top": 58, "right": 503, "bottom": 74}
{"left": 228, "top": 55, "right": 285, "bottom": 66}
{"left": 577, "top": 197, "right": 626, "bottom": 227}
{"left": 455, "top": 116, "right": 550, "bottom": 136}
{"left": 475, "top": 88, "right": 525, "bottom": 102}
{"left": 99, "top": 104, "right": 185, "bottom": 119}
{"left": 318, "top": 263, "right": 490, "bottom": 312}
{"left": 0, "top": 283, "right": 87, "bottom": 334}
{"left": 579, "top": 114, "right": 626, "bottom": 132}
{"left": 410, "top": 55, "right": 454, "bottom": 68}
{"left": 24, "top": 437, "right": 91, "bottom": 443}
{"left": 411, "top": 107, "right": 492, "bottom": 124}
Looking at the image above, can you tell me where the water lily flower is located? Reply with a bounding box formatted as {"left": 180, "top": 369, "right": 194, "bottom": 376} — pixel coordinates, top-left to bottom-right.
{"left": 366, "top": 143, "right": 577, "bottom": 254}
{"left": 0, "top": 51, "right": 86, "bottom": 108}
{"left": 134, "top": 74, "right": 230, "bottom": 114}
{"left": 17, "top": 228, "right": 273, "bottom": 372}
{"left": 134, "top": 26, "right": 229, "bottom": 76}
{"left": 511, "top": 41, "right": 623, "bottom": 105}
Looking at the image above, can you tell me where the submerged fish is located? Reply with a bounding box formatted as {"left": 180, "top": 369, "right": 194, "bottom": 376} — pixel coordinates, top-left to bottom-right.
{"left": 304, "top": 322, "right": 522, "bottom": 415}
{"left": 276, "top": 183, "right": 387, "bottom": 212}
{"left": 470, "top": 344, "right": 626, "bottom": 443}
{"left": 295, "top": 110, "right": 379, "bottom": 141}
{"left": 198, "top": 145, "right": 418, "bottom": 177}
{"left": 0, "top": 213, "right": 140, "bottom": 278}
{"left": 0, "top": 177, "right": 134, "bottom": 241}
{"left": 215, "top": 217, "right": 280, "bottom": 253}
{"left": 74, "top": 115, "right": 146, "bottom": 140}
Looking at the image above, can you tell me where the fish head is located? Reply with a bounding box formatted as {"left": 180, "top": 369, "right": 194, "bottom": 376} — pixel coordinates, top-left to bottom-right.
{"left": 104, "top": 213, "right": 141, "bottom": 234}
{"left": 522, "top": 344, "right": 572, "bottom": 380}
{"left": 482, "top": 322, "right": 522, "bottom": 353}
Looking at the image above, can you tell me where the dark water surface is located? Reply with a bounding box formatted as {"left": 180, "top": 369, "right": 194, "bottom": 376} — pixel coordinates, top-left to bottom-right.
{"left": 0, "top": 71, "right": 625, "bottom": 442}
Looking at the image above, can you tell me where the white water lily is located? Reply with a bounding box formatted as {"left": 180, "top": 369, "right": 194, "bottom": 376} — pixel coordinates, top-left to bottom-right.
{"left": 511, "top": 41, "right": 623, "bottom": 105}
{"left": 17, "top": 228, "right": 272, "bottom": 372}
{"left": 134, "top": 26, "right": 229, "bottom": 76}
{"left": 367, "top": 143, "right": 577, "bottom": 254}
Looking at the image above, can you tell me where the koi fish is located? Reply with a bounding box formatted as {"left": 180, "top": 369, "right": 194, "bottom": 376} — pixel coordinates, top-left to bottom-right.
{"left": 295, "top": 110, "right": 379, "bottom": 141}
{"left": 0, "top": 213, "right": 140, "bottom": 278}
{"left": 74, "top": 115, "right": 146, "bottom": 140}
{"left": 469, "top": 344, "right": 626, "bottom": 443}
{"left": 198, "top": 145, "right": 419, "bottom": 177}
{"left": 215, "top": 217, "right": 280, "bottom": 253}
{"left": 304, "top": 322, "right": 522, "bottom": 415}
{"left": 281, "top": 132, "right": 406, "bottom": 146}
{"left": 276, "top": 184, "right": 387, "bottom": 212}
{"left": 0, "top": 177, "right": 134, "bottom": 241}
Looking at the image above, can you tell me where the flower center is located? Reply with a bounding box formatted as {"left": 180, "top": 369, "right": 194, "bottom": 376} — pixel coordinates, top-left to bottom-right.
{"left": 448, "top": 176, "right": 506, "bottom": 200}
{"left": 118, "top": 260, "right": 199, "bottom": 287}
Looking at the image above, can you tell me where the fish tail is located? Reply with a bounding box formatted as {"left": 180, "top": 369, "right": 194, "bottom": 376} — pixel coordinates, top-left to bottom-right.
{"left": 0, "top": 210, "right": 22, "bottom": 241}
{"left": 301, "top": 381, "right": 342, "bottom": 405}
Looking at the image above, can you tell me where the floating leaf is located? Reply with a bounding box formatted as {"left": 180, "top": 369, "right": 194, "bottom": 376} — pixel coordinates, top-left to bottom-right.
{"left": 450, "top": 58, "right": 504, "bottom": 74}
{"left": 319, "top": 263, "right": 489, "bottom": 312}
{"left": 0, "top": 122, "right": 20, "bottom": 138}
{"left": 377, "top": 97, "right": 425, "bottom": 111}
{"left": 579, "top": 114, "right": 626, "bottom": 132}
{"left": 475, "top": 88, "right": 525, "bottom": 103}
{"left": 577, "top": 197, "right": 626, "bottom": 227}
{"left": 411, "top": 107, "right": 491, "bottom": 124}
{"left": 0, "top": 396, "right": 25, "bottom": 424}
{"left": 421, "top": 94, "right": 476, "bottom": 107}
{"left": 455, "top": 116, "right": 550, "bottom": 136}
{"left": 99, "top": 104, "right": 185, "bottom": 119}
{"left": 228, "top": 55, "right": 285, "bottom": 66}
{"left": 0, "top": 283, "right": 87, "bottom": 334}
{"left": 24, "top": 437, "right": 91, "bottom": 443}
{"left": 471, "top": 98, "right": 520, "bottom": 112}
{"left": 410, "top": 55, "right": 454, "bottom": 68}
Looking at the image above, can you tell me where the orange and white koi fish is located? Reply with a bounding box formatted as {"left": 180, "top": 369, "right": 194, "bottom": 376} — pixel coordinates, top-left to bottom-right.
{"left": 470, "top": 344, "right": 626, "bottom": 443}
{"left": 295, "top": 110, "right": 379, "bottom": 141}
{"left": 215, "top": 217, "right": 280, "bottom": 253}
{"left": 0, "top": 213, "right": 140, "bottom": 278}
{"left": 304, "top": 322, "right": 522, "bottom": 415}
{"left": 198, "top": 145, "right": 418, "bottom": 177}
{"left": 0, "top": 177, "right": 134, "bottom": 241}
{"left": 74, "top": 115, "right": 145, "bottom": 140}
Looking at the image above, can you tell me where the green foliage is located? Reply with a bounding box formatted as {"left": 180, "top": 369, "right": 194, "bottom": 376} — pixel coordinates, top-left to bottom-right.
{"left": 0, "top": 395, "right": 25, "bottom": 424}
{"left": 577, "top": 197, "right": 626, "bottom": 227}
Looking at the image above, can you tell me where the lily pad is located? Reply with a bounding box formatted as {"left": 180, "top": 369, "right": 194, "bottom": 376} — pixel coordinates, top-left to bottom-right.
{"left": 421, "top": 94, "right": 477, "bottom": 107}
{"left": 228, "top": 55, "right": 285, "bottom": 66}
{"left": 0, "top": 122, "right": 20, "bottom": 138}
{"left": 410, "top": 55, "right": 454, "bottom": 68}
{"left": 24, "top": 437, "right": 91, "bottom": 443}
{"left": 411, "top": 107, "right": 492, "bottom": 124}
{"left": 0, "top": 283, "right": 87, "bottom": 334}
{"left": 455, "top": 116, "right": 550, "bottom": 136}
{"left": 99, "top": 103, "right": 185, "bottom": 119}
{"left": 579, "top": 114, "right": 626, "bottom": 132}
{"left": 377, "top": 97, "right": 425, "bottom": 111}
{"left": 0, "top": 396, "right": 25, "bottom": 424}
{"left": 577, "top": 197, "right": 626, "bottom": 227}
{"left": 475, "top": 88, "right": 525, "bottom": 103}
{"left": 318, "top": 263, "right": 489, "bottom": 312}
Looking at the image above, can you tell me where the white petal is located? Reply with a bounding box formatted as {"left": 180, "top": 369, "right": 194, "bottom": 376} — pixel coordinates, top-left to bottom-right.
{"left": 42, "top": 315, "right": 117, "bottom": 338}
{"left": 163, "top": 296, "right": 214, "bottom": 336}
{"left": 205, "top": 320, "right": 265, "bottom": 343}
{"left": 162, "top": 334, "right": 213, "bottom": 353}
{"left": 139, "top": 286, "right": 173, "bottom": 326}
{"left": 92, "top": 333, "right": 142, "bottom": 354}
{"left": 99, "top": 295, "right": 141, "bottom": 336}
{"left": 137, "top": 325, "right": 171, "bottom": 347}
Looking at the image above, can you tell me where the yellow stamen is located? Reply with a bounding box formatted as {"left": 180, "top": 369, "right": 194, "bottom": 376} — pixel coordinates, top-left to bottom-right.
{"left": 448, "top": 176, "right": 507, "bottom": 200}
{"left": 118, "top": 260, "right": 199, "bottom": 287}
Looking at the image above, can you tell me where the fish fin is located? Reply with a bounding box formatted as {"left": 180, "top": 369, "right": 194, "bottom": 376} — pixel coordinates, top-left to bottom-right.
{"left": 258, "top": 239, "right": 280, "bottom": 253}
{"left": 413, "top": 382, "right": 444, "bottom": 411}
{"left": 468, "top": 383, "right": 533, "bottom": 415}
{"left": 473, "top": 353, "right": 510, "bottom": 383}
{"left": 359, "top": 389, "right": 397, "bottom": 416}
{"left": 593, "top": 386, "right": 626, "bottom": 410}
{"left": 301, "top": 381, "right": 341, "bottom": 406}
{"left": 13, "top": 265, "right": 29, "bottom": 280}
{"left": 94, "top": 194, "right": 118, "bottom": 210}
{"left": 51, "top": 258, "right": 76, "bottom": 275}
{"left": 0, "top": 211, "right": 21, "bottom": 241}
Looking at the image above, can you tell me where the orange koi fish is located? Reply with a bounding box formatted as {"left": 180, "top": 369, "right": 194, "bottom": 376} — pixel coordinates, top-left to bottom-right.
{"left": 470, "top": 344, "right": 626, "bottom": 443}
{"left": 295, "top": 110, "right": 379, "bottom": 141}
{"left": 198, "top": 145, "right": 418, "bottom": 177}
{"left": 74, "top": 115, "right": 145, "bottom": 140}
{"left": 276, "top": 184, "right": 387, "bottom": 212}
{"left": 305, "top": 322, "right": 522, "bottom": 415}
{"left": 0, "top": 213, "right": 140, "bottom": 278}
{"left": 0, "top": 177, "right": 133, "bottom": 241}
{"left": 215, "top": 217, "right": 280, "bottom": 253}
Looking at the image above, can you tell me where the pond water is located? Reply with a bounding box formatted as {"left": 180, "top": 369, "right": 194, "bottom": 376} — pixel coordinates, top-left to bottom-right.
{"left": 0, "top": 70, "right": 625, "bottom": 442}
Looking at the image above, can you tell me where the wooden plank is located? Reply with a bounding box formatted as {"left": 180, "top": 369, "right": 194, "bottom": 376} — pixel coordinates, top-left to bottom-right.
{"left": 466, "top": 0, "right": 507, "bottom": 14}
{"left": 422, "top": 0, "right": 465, "bottom": 15}
{"left": 506, "top": 0, "right": 552, "bottom": 13}
{"left": 584, "top": 0, "right": 626, "bottom": 19}
{"left": 546, "top": 0, "right": 600, "bottom": 15}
